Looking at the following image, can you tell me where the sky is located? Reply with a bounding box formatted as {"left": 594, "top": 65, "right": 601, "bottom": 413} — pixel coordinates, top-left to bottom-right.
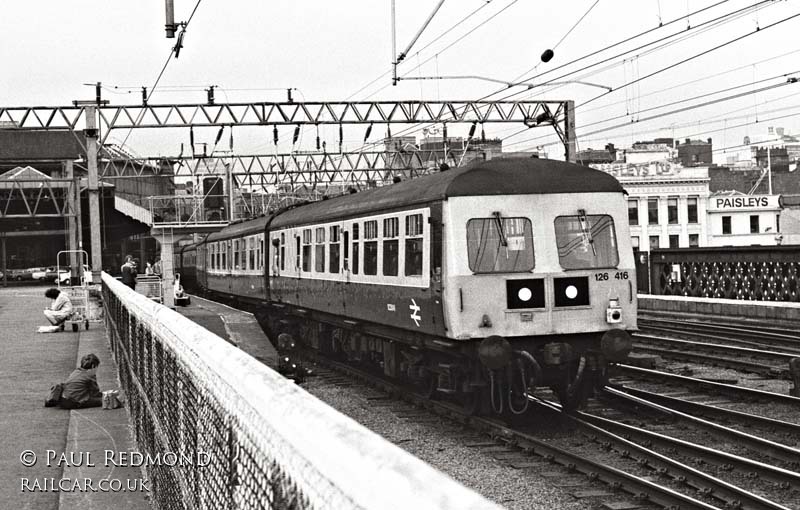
{"left": 1, "top": 0, "right": 799, "bottom": 163}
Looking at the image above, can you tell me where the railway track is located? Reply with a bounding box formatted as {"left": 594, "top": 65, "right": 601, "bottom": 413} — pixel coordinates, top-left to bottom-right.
{"left": 631, "top": 333, "right": 795, "bottom": 379}
{"left": 532, "top": 397, "right": 800, "bottom": 506}
{"left": 298, "top": 350, "right": 798, "bottom": 510}
{"left": 638, "top": 315, "right": 800, "bottom": 355}
{"left": 613, "top": 364, "right": 800, "bottom": 406}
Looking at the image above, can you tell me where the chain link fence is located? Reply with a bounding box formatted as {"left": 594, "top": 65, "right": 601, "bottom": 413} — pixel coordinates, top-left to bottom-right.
{"left": 101, "top": 273, "right": 498, "bottom": 510}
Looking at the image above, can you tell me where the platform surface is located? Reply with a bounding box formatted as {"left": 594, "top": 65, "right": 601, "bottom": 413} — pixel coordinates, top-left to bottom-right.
{"left": 176, "top": 294, "right": 279, "bottom": 369}
{"left": 0, "top": 287, "right": 149, "bottom": 510}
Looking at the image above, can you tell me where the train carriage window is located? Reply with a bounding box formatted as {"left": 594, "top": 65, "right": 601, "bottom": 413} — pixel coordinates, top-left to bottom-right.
{"left": 405, "top": 214, "right": 424, "bottom": 276}
{"left": 302, "top": 229, "right": 312, "bottom": 272}
{"left": 234, "top": 240, "right": 240, "bottom": 270}
{"left": 554, "top": 214, "right": 619, "bottom": 270}
{"left": 352, "top": 223, "right": 360, "bottom": 275}
{"left": 209, "top": 244, "right": 215, "bottom": 270}
{"left": 249, "top": 237, "right": 255, "bottom": 271}
{"left": 241, "top": 239, "right": 247, "bottom": 270}
{"left": 314, "top": 227, "right": 326, "bottom": 273}
{"left": 223, "top": 241, "right": 229, "bottom": 270}
{"left": 467, "top": 217, "right": 534, "bottom": 273}
{"left": 279, "top": 233, "right": 285, "bottom": 271}
{"left": 364, "top": 220, "right": 378, "bottom": 275}
{"left": 383, "top": 218, "right": 399, "bottom": 276}
{"left": 329, "top": 226, "right": 340, "bottom": 273}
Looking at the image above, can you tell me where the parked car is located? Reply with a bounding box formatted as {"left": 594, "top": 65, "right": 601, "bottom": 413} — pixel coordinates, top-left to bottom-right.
{"left": 44, "top": 267, "right": 69, "bottom": 281}
{"left": 58, "top": 265, "right": 90, "bottom": 285}
{"left": 7, "top": 268, "right": 33, "bottom": 281}
{"left": 31, "top": 267, "right": 51, "bottom": 280}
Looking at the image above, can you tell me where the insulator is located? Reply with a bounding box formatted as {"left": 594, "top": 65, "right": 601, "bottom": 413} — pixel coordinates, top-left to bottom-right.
{"left": 215, "top": 126, "right": 224, "bottom": 145}
{"left": 541, "top": 49, "right": 554, "bottom": 63}
{"left": 189, "top": 126, "right": 195, "bottom": 152}
{"left": 468, "top": 122, "right": 477, "bottom": 140}
{"left": 316, "top": 134, "right": 320, "bottom": 151}
{"left": 364, "top": 122, "right": 373, "bottom": 142}
{"left": 481, "top": 123, "right": 486, "bottom": 142}
{"left": 273, "top": 125, "right": 279, "bottom": 146}
{"left": 293, "top": 125, "right": 300, "bottom": 144}
{"left": 338, "top": 124, "right": 343, "bottom": 148}
{"left": 141, "top": 87, "right": 148, "bottom": 106}
{"left": 229, "top": 127, "right": 234, "bottom": 151}
{"left": 442, "top": 123, "right": 447, "bottom": 140}
{"left": 387, "top": 123, "right": 392, "bottom": 138}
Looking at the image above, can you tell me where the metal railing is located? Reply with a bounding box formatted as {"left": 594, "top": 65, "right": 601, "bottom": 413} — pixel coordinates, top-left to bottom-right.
{"left": 101, "top": 273, "right": 497, "bottom": 510}
{"left": 148, "top": 194, "right": 230, "bottom": 227}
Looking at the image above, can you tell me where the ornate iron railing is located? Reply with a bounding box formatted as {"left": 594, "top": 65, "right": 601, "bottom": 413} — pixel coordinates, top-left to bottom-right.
{"left": 648, "top": 246, "right": 800, "bottom": 301}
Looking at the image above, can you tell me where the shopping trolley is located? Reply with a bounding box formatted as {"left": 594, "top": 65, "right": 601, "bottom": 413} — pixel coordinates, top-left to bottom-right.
{"left": 56, "top": 250, "right": 91, "bottom": 332}
{"left": 135, "top": 274, "right": 164, "bottom": 303}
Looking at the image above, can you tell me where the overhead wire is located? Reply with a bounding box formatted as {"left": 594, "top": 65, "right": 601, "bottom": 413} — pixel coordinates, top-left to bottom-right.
{"left": 112, "top": 0, "right": 204, "bottom": 152}
{"left": 347, "top": 0, "right": 771, "bottom": 158}
{"left": 497, "top": 6, "right": 797, "bottom": 149}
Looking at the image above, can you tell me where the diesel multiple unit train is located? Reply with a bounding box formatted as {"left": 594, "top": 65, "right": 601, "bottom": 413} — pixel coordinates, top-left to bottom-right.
{"left": 177, "top": 158, "right": 636, "bottom": 412}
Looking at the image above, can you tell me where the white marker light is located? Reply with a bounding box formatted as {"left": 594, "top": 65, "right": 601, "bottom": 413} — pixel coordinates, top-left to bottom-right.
{"left": 518, "top": 287, "right": 532, "bottom": 301}
{"left": 565, "top": 285, "right": 578, "bottom": 299}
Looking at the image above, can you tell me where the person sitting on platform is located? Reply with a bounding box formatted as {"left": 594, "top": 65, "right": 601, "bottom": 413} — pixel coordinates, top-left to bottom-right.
{"left": 174, "top": 273, "right": 190, "bottom": 306}
{"left": 145, "top": 261, "right": 154, "bottom": 275}
{"left": 38, "top": 287, "right": 73, "bottom": 333}
{"left": 60, "top": 354, "right": 103, "bottom": 409}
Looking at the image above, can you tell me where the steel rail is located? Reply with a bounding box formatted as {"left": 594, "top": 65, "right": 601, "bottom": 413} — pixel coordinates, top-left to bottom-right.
{"left": 602, "top": 386, "right": 800, "bottom": 465}
{"left": 634, "top": 333, "right": 797, "bottom": 362}
{"left": 639, "top": 317, "right": 800, "bottom": 353}
{"left": 575, "top": 409, "right": 800, "bottom": 490}
{"left": 636, "top": 324, "right": 800, "bottom": 357}
{"left": 632, "top": 334, "right": 792, "bottom": 378}
{"left": 632, "top": 344, "right": 788, "bottom": 378}
{"left": 300, "top": 350, "right": 718, "bottom": 510}
{"left": 608, "top": 385, "right": 800, "bottom": 438}
{"left": 533, "top": 398, "right": 795, "bottom": 510}
{"left": 614, "top": 364, "right": 800, "bottom": 405}
{"left": 639, "top": 314, "right": 800, "bottom": 339}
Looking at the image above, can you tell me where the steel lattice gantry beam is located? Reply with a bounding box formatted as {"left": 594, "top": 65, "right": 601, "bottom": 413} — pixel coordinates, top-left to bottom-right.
{"left": 0, "top": 100, "right": 576, "bottom": 160}
{"left": 98, "top": 149, "right": 460, "bottom": 182}
{"left": 0, "top": 179, "right": 77, "bottom": 218}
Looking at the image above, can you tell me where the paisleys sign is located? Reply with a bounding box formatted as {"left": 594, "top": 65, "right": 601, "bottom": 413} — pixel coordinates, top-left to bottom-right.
{"left": 709, "top": 195, "right": 779, "bottom": 211}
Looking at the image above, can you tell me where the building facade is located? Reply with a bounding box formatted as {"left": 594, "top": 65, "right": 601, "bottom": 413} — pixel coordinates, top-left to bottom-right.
{"left": 616, "top": 166, "right": 710, "bottom": 251}
{"left": 705, "top": 193, "right": 781, "bottom": 246}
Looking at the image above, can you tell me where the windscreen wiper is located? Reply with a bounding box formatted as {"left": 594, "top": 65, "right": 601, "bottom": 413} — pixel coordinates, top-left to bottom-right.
{"left": 492, "top": 211, "right": 508, "bottom": 247}
{"left": 578, "top": 209, "right": 597, "bottom": 256}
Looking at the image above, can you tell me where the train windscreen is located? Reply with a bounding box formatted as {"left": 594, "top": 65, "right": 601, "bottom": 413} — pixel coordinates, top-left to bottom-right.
{"left": 466, "top": 216, "right": 534, "bottom": 273}
{"left": 554, "top": 214, "right": 618, "bottom": 269}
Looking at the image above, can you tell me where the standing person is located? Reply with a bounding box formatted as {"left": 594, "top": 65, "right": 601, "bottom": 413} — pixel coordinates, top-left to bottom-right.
{"left": 40, "top": 287, "right": 73, "bottom": 332}
{"left": 60, "top": 354, "right": 103, "bottom": 409}
{"left": 145, "top": 261, "right": 154, "bottom": 275}
{"left": 120, "top": 255, "right": 136, "bottom": 289}
{"left": 153, "top": 253, "right": 162, "bottom": 276}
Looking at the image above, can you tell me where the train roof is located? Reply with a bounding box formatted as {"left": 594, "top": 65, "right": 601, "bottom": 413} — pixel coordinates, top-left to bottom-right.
{"left": 206, "top": 215, "right": 270, "bottom": 242}
{"left": 270, "top": 158, "right": 624, "bottom": 228}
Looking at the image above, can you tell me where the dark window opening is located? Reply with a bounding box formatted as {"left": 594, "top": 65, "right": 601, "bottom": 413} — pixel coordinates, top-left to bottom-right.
{"left": 383, "top": 240, "right": 398, "bottom": 276}
{"left": 628, "top": 200, "right": 638, "bottom": 226}
{"left": 750, "top": 215, "right": 760, "bottom": 234}
{"left": 669, "top": 235, "right": 679, "bottom": 248}
{"left": 648, "top": 198, "right": 659, "bottom": 225}
{"left": 667, "top": 198, "right": 678, "bottom": 224}
{"left": 364, "top": 242, "right": 377, "bottom": 275}
{"left": 687, "top": 197, "right": 698, "bottom": 224}
{"left": 722, "top": 216, "right": 731, "bottom": 235}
